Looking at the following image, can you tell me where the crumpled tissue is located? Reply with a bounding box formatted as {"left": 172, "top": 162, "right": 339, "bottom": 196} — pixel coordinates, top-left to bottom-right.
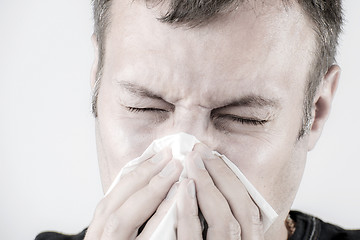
{"left": 105, "top": 132, "right": 278, "bottom": 239}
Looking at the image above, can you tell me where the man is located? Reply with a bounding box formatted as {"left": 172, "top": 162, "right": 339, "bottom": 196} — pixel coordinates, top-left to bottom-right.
{"left": 36, "top": 0, "right": 360, "bottom": 239}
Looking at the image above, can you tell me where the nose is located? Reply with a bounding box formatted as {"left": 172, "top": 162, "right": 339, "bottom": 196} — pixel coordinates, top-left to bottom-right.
{"left": 159, "top": 105, "right": 218, "bottom": 149}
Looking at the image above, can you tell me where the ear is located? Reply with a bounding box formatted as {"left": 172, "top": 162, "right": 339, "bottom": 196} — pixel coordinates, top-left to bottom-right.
{"left": 307, "top": 65, "right": 341, "bottom": 151}
{"left": 90, "top": 34, "right": 99, "bottom": 91}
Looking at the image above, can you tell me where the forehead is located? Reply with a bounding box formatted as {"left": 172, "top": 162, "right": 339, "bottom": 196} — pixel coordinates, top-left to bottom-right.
{"left": 103, "top": 0, "right": 315, "bottom": 106}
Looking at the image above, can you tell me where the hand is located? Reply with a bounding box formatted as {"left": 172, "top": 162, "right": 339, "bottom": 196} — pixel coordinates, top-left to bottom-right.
{"left": 137, "top": 179, "right": 203, "bottom": 240}
{"left": 84, "top": 148, "right": 183, "bottom": 240}
{"left": 184, "top": 144, "right": 265, "bottom": 240}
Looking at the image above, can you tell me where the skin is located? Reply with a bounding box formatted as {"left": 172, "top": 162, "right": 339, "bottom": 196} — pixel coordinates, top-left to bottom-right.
{"left": 87, "top": 0, "right": 341, "bottom": 239}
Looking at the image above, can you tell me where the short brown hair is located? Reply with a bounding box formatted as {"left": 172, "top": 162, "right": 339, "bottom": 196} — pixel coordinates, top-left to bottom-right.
{"left": 91, "top": 0, "right": 343, "bottom": 138}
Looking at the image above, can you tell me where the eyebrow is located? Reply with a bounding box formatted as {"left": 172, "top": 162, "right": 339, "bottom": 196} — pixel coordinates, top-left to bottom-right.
{"left": 219, "top": 95, "right": 281, "bottom": 110}
{"left": 118, "top": 81, "right": 164, "bottom": 100}
{"left": 118, "top": 81, "right": 280, "bottom": 110}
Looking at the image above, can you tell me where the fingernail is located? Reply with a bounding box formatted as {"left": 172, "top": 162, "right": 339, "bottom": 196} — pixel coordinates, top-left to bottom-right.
{"left": 159, "top": 161, "right": 176, "bottom": 177}
{"left": 194, "top": 154, "right": 205, "bottom": 169}
{"left": 166, "top": 183, "right": 178, "bottom": 200}
{"left": 187, "top": 180, "right": 196, "bottom": 199}
{"left": 195, "top": 143, "right": 215, "bottom": 160}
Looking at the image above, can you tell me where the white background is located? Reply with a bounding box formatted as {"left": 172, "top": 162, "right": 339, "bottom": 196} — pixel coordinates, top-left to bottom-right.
{"left": 0, "top": 1, "right": 359, "bottom": 239}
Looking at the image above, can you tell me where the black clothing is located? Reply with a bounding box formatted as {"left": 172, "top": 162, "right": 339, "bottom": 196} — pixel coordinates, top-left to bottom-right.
{"left": 289, "top": 211, "right": 360, "bottom": 240}
{"left": 36, "top": 211, "right": 360, "bottom": 240}
{"left": 35, "top": 228, "right": 87, "bottom": 240}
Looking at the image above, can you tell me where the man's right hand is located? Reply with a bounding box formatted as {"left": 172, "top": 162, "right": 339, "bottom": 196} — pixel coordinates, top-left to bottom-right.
{"left": 84, "top": 148, "right": 183, "bottom": 240}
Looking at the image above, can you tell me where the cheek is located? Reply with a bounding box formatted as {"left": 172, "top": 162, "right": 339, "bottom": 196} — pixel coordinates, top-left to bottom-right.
{"left": 97, "top": 117, "right": 157, "bottom": 177}
{"left": 217, "top": 132, "right": 306, "bottom": 213}
{"left": 219, "top": 135, "right": 293, "bottom": 185}
{"left": 96, "top": 84, "right": 158, "bottom": 185}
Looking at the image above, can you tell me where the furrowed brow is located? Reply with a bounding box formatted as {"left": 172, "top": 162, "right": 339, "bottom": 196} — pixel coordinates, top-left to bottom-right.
{"left": 221, "top": 95, "right": 281, "bottom": 109}
{"left": 118, "top": 81, "right": 163, "bottom": 100}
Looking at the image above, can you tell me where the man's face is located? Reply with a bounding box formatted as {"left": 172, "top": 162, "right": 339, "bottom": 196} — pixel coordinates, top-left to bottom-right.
{"left": 94, "top": 0, "right": 315, "bottom": 230}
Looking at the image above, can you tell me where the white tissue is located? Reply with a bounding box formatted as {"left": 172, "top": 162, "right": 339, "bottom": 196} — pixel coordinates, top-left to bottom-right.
{"left": 105, "top": 132, "right": 278, "bottom": 238}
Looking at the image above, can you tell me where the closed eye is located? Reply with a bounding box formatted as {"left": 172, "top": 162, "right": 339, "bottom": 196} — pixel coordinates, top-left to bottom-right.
{"left": 227, "top": 115, "right": 267, "bottom": 126}
{"left": 127, "top": 107, "right": 169, "bottom": 113}
{"left": 212, "top": 113, "right": 268, "bottom": 126}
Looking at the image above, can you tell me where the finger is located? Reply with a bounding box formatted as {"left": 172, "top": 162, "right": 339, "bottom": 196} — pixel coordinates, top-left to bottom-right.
{"left": 105, "top": 147, "right": 173, "bottom": 209}
{"left": 177, "top": 179, "right": 203, "bottom": 240}
{"left": 137, "top": 183, "right": 179, "bottom": 239}
{"left": 185, "top": 152, "right": 241, "bottom": 240}
{"left": 101, "top": 159, "right": 183, "bottom": 240}
{"left": 194, "top": 143, "right": 264, "bottom": 239}
{"left": 85, "top": 148, "right": 173, "bottom": 239}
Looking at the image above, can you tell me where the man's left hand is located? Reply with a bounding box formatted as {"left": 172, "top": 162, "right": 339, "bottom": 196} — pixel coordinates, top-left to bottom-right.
{"left": 179, "top": 143, "right": 265, "bottom": 240}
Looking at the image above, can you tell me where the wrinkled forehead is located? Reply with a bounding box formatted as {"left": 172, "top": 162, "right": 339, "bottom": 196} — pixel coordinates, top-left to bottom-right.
{"left": 104, "top": 0, "right": 315, "bottom": 76}
{"left": 105, "top": 0, "right": 315, "bottom": 56}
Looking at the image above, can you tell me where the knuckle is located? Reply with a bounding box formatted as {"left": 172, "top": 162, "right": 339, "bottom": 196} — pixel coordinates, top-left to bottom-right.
{"left": 109, "top": 211, "right": 123, "bottom": 227}
{"left": 103, "top": 211, "right": 128, "bottom": 237}
{"left": 102, "top": 215, "right": 118, "bottom": 239}
{"left": 199, "top": 174, "right": 216, "bottom": 189}
{"left": 228, "top": 218, "right": 241, "bottom": 240}
{"left": 147, "top": 176, "right": 168, "bottom": 197}
{"left": 248, "top": 204, "right": 262, "bottom": 226}
{"left": 127, "top": 165, "right": 152, "bottom": 182}
{"left": 94, "top": 199, "right": 109, "bottom": 218}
